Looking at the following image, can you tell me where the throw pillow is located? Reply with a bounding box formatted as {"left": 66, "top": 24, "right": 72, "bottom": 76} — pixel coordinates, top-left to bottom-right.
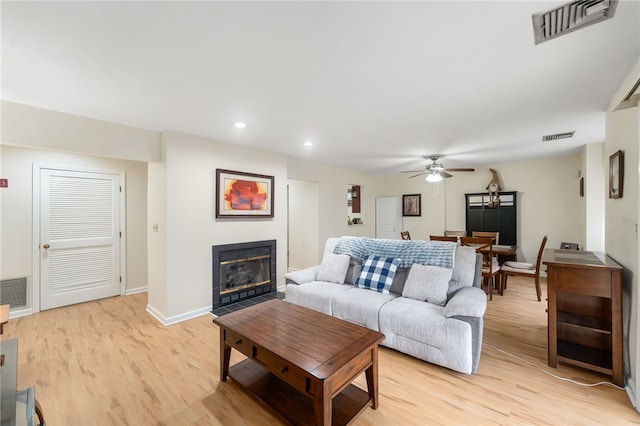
{"left": 402, "top": 263, "right": 453, "bottom": 306}
{"left": 389, "top": 268, "right": 409, "bottom": 295}
{"left": 344, "top": 259, "right": 362, "bottom": 285}
{"left": 355, "top": 255, "right": 400, "bottom": 294}
{"left": 316, "top": 253, "right": 351, "bottom": 284}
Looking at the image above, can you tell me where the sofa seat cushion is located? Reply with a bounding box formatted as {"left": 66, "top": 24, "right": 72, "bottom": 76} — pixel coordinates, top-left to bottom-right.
{"left": 284, "top": 282, "right": 351, "bottom": 315}
{"left": 378, "top": 297, "right": 473, "bottom": 374}
{"left": 331, "top": 288, "right": 398, "bottom": 331}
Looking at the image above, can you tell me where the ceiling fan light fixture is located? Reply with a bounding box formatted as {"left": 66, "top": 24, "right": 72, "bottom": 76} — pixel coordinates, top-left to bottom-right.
{"left": 426, "top": 172, "right": 443, "bottom": 183}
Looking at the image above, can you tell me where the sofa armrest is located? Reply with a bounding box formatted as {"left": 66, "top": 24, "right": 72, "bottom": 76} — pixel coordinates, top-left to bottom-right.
{"left": 284, "top": 265, "right": 320, "bottom": 285}
{"left": 444, "top": 287, "right": 487, "bottom": 318}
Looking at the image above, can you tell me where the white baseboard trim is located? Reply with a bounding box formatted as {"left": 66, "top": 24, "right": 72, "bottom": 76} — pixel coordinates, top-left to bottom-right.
{"left": 146, "top": 303, "right": 213, "bottom": 326}
{"left": 7, "top": 307, "right": 33, "bottom": 319}
{"left": 625, "top": 373, "right": 637, "bottom": 409}
{"left": 125, "top": 286, "right": 148, "bottom": 295}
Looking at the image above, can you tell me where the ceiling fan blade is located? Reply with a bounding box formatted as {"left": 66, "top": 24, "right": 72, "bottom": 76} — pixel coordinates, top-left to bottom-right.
{"left": 409, "top": 172, "right": 427, "bottom": 178}
{"left": 400, "top": 170, "right": 425, "bottom": 173}
{"left": 446, "top": 168, "right": 475, "bottom": 172}
{"left": 439, "top": 171, "right": 453, "bottom": 178}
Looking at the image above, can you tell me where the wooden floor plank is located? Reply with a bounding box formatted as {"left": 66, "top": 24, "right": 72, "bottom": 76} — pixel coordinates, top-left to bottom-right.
{"left": 3, "top": 277, "right": 639, "bottom": 425}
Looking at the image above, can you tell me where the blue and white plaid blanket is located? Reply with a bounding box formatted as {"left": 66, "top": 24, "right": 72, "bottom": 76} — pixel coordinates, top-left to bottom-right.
{"left": 333, "top": 236, "right": 456, "bottom": 269}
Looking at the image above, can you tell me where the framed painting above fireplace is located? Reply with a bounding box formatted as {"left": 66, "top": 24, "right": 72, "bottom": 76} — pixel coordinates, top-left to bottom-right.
{"left": 216, "top": 169, "right": 274, "bottom": 218}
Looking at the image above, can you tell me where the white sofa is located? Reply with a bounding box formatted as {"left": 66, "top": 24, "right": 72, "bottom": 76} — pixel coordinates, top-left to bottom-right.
{"left": 284, "top": 237, "right": 486, "bottom": 374}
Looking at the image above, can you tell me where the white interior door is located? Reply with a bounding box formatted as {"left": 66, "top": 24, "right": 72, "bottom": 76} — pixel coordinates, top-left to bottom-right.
{"left": 376, "top": 197, "right": 402, "bottom": 239}
{"left": 40, "top": 168, "right": 121, "bottom": 310}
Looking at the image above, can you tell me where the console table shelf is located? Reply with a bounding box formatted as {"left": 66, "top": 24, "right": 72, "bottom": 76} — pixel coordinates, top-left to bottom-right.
{"left": 544, "top": 249, "right": 623, "bottom": 385}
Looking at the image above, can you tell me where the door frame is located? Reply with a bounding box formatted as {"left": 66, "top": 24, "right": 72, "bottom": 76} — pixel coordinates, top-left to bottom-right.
{"left": 31, "top": 163, "right": 126, "bottom": 313}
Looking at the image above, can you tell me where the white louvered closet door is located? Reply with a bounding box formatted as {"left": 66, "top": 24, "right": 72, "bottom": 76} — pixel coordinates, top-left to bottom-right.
{"left": 40, "top": 169, "right": 121, "bottom": 310}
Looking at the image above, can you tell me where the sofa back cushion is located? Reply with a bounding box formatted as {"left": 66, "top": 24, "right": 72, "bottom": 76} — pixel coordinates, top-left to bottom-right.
{"left": 322, "top": 237, "right": 479, "bottom": 296}
{"left": 451, "top": 246, "right": 477, "bottom": 287}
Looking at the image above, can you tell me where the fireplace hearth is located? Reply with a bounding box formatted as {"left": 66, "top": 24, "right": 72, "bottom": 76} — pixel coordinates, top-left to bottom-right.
{"left": 212, "top": 240, "right": 280, "bottom": 316}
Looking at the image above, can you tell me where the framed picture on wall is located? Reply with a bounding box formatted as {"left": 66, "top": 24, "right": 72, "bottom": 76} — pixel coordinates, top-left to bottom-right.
{"left": 402, "top": 194, "right": 421, "bottom": 217}
{"left": 216, "top": 169, "right": 274, "bottom": 218}
{"left": 608, "top": 150, "right": 624, "bottom": 199}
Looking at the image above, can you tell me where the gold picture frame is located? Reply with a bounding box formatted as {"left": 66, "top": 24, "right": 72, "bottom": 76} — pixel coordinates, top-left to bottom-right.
{"left": 608, "top": 150, "right": 624, "bottom": 199}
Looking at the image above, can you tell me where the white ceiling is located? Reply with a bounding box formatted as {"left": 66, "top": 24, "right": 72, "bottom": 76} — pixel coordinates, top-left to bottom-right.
{"left": 2, "top": 1, "right": 639, "bottom": 174}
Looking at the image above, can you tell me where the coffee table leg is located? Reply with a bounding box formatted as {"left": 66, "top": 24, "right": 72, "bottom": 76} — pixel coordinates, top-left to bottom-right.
{"left": 365, "top": 346, "right": 379, "bottom": 409}
{"left": 314, "top": 382, "right": 331, "bottom": 426}
{"left": 220, "top": 328, "right": 231, "bottom": 382}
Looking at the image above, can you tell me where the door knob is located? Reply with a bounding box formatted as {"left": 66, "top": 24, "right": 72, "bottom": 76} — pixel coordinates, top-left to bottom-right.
{"left": 43, "top": 244, "right": 50, "bottom": 249}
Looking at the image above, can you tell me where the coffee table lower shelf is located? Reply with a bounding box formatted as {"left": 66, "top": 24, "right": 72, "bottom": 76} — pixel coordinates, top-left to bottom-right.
{"left": 229, "top": 359, "right": 372, "bottom": 426}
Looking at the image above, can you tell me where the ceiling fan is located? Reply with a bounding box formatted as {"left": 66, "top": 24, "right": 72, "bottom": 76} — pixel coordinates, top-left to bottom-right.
{"left": 401, "top": 155, "right": 475, "bottom": 182}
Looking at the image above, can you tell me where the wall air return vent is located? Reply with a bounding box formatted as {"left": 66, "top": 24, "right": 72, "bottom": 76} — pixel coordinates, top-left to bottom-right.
{"left": 542, "top": 131, "right": 575, "bottom": 141}
{"left": 532, "top": 0, "right": 618, "bottom": 45}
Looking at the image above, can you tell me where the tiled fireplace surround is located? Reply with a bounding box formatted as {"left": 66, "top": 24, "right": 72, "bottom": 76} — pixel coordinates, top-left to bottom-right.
{"left": 211, "top": 239, "right": 281, "bottom": 316}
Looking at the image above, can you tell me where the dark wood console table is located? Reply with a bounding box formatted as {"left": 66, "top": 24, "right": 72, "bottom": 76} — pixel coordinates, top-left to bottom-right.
{"left": 543, "top": 249, "right": 623, "bottom": 385}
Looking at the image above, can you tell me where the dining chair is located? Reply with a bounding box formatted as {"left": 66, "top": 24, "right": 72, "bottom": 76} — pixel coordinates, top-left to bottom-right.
{"left": 460, "top": 237, "right": 500, "bottom": 300}
{"left": 472, "top": 231, "right": 499, "bottom": 244}
{"left": 430, "top": 235, "right": 458, "bottom": 242}
{"left": 444, "top": 230, "right": 466, "bottom": 237}
{"left": 0, "top": 304, "right": 9, "bottom": 334}
{"left": 500, "top": 235, "right": 548, "bottom": 301}
{"left": 400, "top": 231, "right": 411, "bottom": 240}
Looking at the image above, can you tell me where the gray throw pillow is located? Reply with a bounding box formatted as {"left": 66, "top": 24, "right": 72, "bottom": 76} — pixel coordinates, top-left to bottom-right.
{"left": 344, "top": 259, "right": 362, "bottom": 285}
{"left": 316, "top": 253, "right": 351, "bottom": 284}
{"left": 402, "top": 263, "right": 453, "bottom": 306}
{"left": 390, "top": 268, "right": 409, "bottom": 295}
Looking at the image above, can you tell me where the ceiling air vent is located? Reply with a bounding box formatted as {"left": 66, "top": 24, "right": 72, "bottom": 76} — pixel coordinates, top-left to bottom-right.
{"left": 532, "top": 0, "right": 618, "bottom": 45}
{"left": 542, "top": 131, "right": 575, "bottom": 141}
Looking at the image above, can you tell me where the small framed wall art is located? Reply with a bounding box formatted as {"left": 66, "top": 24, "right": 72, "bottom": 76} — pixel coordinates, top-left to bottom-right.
{"left": 608, "top": 150, "right": 624, "bottom": 199}
{"left": 216, "top": 169, "right": 274, "bottom": 218}
{"left": 402, "top": 194, "right": 421, "bottom": 217}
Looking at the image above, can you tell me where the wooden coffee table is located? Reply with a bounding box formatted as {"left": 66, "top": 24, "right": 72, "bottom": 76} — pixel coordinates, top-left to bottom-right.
{"left": 213, "top": 299, "right": 385, "bottom": 425}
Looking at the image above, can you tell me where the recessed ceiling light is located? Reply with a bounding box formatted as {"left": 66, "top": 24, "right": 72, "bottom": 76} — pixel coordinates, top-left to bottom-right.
{"left": 304, "top": 141, "right": 313, "bottom": 147}
{"left": 234, "top": 122, "right": 247, "bottom": 129}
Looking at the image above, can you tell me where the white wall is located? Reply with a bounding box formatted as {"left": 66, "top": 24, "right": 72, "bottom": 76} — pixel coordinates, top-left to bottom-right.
{"left": 583, "top": 143, "right": 606, "bottom": 251}
{"left": 382, "top": 155, "right": 584, "bottom": 263}
{"left": 287, "top": 158, "right": 385, "bottom": 264}
{"left": 287, "top": 178, "right": 319, "bottom": 270}
{"left": 606, "top": 60, "right": 639, "bottom": 406}
{"left": 1, "top": 101, "right": 161, "bottom": 162}
{"left": 0, "top": 144, "right": 149, "bottom": 306}
{"left": 145, "top": 131, "right": 289, "bottom": 322}
{"left": 381, "top": 176, "right": 446, "bottom": 241}
{"left": 147, "top": 158, "right": 167, "bottom": 315}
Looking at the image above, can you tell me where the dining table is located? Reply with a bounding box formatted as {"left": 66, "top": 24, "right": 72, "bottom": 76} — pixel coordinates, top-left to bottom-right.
{"left": 470, "top": 243, "right": 518, "bottom": 263}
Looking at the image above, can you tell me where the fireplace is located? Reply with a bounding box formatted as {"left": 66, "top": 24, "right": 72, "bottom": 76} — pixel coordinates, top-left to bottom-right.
{"left": 212, "top": 240, "right": 277, "bottom": 315}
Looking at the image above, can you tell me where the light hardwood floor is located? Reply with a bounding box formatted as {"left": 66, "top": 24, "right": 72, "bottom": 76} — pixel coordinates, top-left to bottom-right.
{"left": 4, "top": 277, "right": 639, "bottom": 425}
